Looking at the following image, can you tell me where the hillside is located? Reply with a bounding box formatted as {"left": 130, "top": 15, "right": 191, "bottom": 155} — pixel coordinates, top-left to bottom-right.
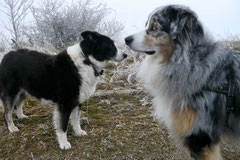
{"left": 0, "top": 42, "right": 240, "bottom": 159}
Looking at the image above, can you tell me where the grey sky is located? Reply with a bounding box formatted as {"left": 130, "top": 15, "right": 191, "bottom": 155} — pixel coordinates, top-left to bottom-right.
{"left": 95, "top": 0, "right": 240, "bottom": 39}
{"left": 0, "top": 0, "right": 239, "bottom": 40}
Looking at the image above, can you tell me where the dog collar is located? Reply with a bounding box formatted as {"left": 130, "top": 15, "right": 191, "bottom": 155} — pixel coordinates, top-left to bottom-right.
{"left": 81, "top": 52, "right": 104, "bottom": 77}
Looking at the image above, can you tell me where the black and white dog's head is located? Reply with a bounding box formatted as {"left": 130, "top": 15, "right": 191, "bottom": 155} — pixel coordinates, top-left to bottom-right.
{"left": 80, "top": 31, "right": 127, "bottom": 68}
{"left": 125, "top": 5, "right": 204, "bottom": 63}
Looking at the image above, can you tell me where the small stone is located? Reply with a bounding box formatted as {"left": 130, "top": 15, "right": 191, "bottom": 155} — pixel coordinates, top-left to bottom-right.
{"left": 80, "top": 117, "right": 89, "bottom": 126}
{"left": 116, "top": 124, "right": 123, "bottom": 129}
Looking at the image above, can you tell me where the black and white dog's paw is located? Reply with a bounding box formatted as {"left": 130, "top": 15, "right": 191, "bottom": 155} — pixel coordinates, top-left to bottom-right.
{"left": 8, "top": 125, "right": 19, "bottom": 133}
{"left": 75, "top": 129, "right": 87, "bottom": 136}
{"left": 16, "top": 113, "right": 29, "bottom": 119}
{"left": 59, "top": 140, "right": 71, "bottom": 150}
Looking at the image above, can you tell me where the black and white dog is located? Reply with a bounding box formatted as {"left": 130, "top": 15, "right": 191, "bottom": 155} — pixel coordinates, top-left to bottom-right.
{"left": 0, "top": 31, "right": 127, "bottom": 149}
{"left": 125, "top": 5, "right": 240, "bottom": 160}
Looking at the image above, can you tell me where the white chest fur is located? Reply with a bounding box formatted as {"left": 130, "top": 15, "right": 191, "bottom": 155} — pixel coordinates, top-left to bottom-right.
{"left": 137, "top": 55, "right": 173, "bottom": 128}
{"left": 137, "top": 55, "right": 165, "bottom": 96}
{"left": 78, "top": 64, "right": 98, "bottom": 103}
{"left": 67, "top": 44, "right": 98, "bottom": 103}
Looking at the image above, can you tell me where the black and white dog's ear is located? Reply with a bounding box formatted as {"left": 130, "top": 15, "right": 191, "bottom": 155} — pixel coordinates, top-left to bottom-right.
{"left": 81, "top": 31, "right": 99, "bottom": 41}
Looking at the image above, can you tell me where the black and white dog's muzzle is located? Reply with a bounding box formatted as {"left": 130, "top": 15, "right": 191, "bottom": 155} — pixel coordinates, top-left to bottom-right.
{"left": 114, "top": 50, "right": 127, "bottom": 61}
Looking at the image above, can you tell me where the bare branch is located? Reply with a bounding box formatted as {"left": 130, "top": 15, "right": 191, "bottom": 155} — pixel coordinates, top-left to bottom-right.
{"left": 0, "top": 0, "right": 34, "bottom": 43}
{"left": 25, "top": 0, "right": 123, "bottom": 49}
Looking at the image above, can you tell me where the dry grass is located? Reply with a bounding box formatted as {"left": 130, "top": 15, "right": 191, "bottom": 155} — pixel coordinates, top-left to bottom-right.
{"left": 0, "top": 91, "right": 186, "bottom": 159}
{"left": 0, "top": 86, "right": 240, "bottom": 159}
{"left": 0, "top": 41, "right": 240, "bottom": 159}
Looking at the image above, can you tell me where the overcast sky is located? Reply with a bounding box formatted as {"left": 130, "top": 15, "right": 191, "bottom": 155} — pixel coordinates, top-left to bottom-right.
{"left": 95, "top": 0, "right": 240, "bottom": 39}
{"left": 0, "top": 0, "right": 239, "bottom": 40}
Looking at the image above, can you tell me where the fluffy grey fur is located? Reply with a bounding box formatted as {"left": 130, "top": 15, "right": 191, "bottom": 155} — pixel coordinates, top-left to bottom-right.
{"left": 125, "top": 4, "right": 240, "bottom": 159}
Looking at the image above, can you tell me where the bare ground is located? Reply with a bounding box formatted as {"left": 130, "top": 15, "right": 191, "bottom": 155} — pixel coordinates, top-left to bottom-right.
{"left": 0, "top": 86, "right": 240, "bottom": 160}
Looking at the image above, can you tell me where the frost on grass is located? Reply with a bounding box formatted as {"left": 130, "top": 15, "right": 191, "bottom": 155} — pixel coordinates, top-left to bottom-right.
{"left": 0, "top": 42, "right": 240, "bottom": 159}
{"left": 221, "top": 35, "right": 240, "bottom": 51}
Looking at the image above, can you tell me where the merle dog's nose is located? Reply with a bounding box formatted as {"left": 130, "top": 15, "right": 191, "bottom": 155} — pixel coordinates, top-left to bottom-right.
{"left": 123, "top": 53, "right": 127, "bottom": 59}
{"left": 125, "top": 36, "right": 133, "bottom": 45}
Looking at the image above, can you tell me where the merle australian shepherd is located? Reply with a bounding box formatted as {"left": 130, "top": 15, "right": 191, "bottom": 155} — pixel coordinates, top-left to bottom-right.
{"left": 125, "top": 5, "right": 240, "bottom": 160}
{"left": 0, "top": 31, "right": 127, "bottom": 150}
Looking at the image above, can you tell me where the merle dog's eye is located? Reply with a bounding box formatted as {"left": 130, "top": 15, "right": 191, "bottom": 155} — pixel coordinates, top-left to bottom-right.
{"left": 147, "top": 24, "right": 159, "bottom": 34}
{"left": 152, "top": 26, "right": 157, "bottom": 31}
{"left": 150, "top": 25, "right": 158, "bottom": 31}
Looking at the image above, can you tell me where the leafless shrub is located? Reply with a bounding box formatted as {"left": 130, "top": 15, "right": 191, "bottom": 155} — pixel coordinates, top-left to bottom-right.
{"left": 98, "top": 17, "right": 124, "bottom": 40}
{"left": 220, "top": 34, "right": 240, "bottom": 51}
{"left": 24, "top": 0, "right": 124, "bottom": 49}
{"left": 0, "top": 31, "right": 8, "bottom": 52}
{"left": 0, "top": 0, "right": 34, "bottom": 47}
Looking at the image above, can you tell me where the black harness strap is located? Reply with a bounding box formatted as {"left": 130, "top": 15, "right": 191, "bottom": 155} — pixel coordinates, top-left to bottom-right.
{"left": 226, "top": 74, "right": 235, "bottom": 112}
{"left": 204, "top": 85, "right": 228, "bottom": 95}
{"left": 203, "top": 72, "right": 236, "bottom": 112}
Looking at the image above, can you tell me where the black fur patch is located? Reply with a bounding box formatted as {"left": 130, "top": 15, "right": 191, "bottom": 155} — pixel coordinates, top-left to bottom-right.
{"left": 0, "top": 49, "right": 81, "bottom": 131}
{"left": 210, "top": 94, "right": 226, "bottom": 142}
{"left": 185, "top": 130, "right": 212, "bottom": 158}
{"left": 0, "top": 49, "right": 80, "bottom": 105}
{"left": 80, "top": 31, "right": 117, "bottom": 61}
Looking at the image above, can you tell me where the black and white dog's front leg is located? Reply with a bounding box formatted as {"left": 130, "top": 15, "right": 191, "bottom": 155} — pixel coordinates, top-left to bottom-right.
{"left": 53, "top": 106, "right": 72, "bottom": 150}
{"left": 70, "top": 104, "right": 87, "bottom": 136}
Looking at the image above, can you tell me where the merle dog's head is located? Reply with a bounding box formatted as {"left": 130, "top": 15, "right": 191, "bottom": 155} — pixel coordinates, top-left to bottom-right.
{"left": 80, "top": 31, "right": 127, "bottom": 66}
{"left": 125, "top": 5, "right": 204, "bottom": 63}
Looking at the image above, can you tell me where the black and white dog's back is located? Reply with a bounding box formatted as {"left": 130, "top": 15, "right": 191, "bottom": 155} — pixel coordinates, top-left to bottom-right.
{"left": 0, "top": 31, "right": 127, "bottom": 149}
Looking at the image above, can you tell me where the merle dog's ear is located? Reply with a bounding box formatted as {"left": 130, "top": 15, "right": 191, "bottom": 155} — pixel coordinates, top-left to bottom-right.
{"left": 170, "top": 13, "right": 202, "bottom": 40}
{"left": 81, "top": 31, "right": 99, "bottom": 41}
{"left": 170, "top": 16, "right": 190, "bottom": 40}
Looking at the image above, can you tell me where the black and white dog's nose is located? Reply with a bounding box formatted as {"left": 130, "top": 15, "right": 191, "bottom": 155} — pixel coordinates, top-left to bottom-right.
{"left": 125, "top": 36, "right": 134, "bottom": 45}
{"left": 123, "top": 53, "right": 127, "bottom": 59}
